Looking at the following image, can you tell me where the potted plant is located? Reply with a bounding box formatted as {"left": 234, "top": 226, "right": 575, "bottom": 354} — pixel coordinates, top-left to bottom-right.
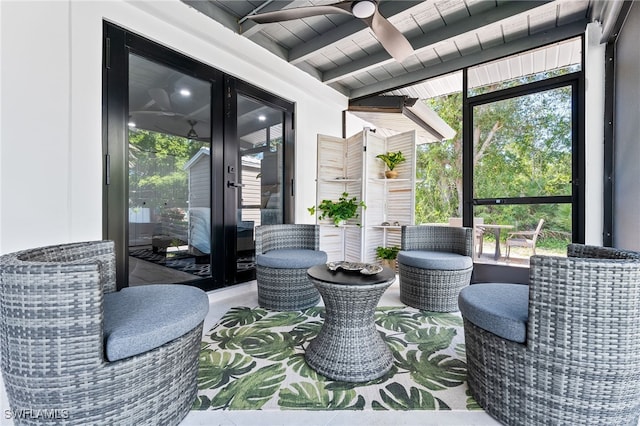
{"left": 376, "top": 245, "right": 400, "bottom": 270}
{"left": 308, "top": 192, "right": 366, "bottom": 226}
{"left": 376, "top": 151, "right": 406, "bottom": 178}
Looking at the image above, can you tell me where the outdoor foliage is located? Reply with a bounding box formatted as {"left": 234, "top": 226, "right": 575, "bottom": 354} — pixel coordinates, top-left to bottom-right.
{"left": 415, "top": 82, "right": 573, "bottom": 249}
{"left": 128, "top": 128, "right": 206, "bottom": 212}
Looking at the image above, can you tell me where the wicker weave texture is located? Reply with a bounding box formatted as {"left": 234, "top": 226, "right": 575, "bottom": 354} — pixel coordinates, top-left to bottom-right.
{"left": 257, "top": 266, "right": 320, "bottom": 310}
{"left": 401, "top": 225, "right": 473, "bottom": 257}
{"left": 398, "top": 225, "right": 473, "bottom": 312}
{"left": 567, "top": 243, "right": 640, "bottom": 260}
{"left": 305, "top": 278, "right": 394, "bottom": 382}
{"left": 463, "top": 244, "right": 640, "bottom": 425}
{"left": 0, "top": 241, "right": 203, "bottom": 425}
{"left": 255, "top": 224, "right": 319, "bottom": 254}
{"left": 399, "top": 263, "right": 472, "bottom": 312}
{"left": 255, "top": 225, "right": 322, "bottom": 311}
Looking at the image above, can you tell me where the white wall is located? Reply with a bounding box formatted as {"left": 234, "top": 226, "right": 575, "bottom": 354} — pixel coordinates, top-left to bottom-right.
{"left": 0, "top": 0, "right": 348, "bottom": 254}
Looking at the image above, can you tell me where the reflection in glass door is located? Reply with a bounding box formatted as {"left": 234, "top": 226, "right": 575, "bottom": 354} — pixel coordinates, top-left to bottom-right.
{"left": 105, "top": 23, "right": 294, "bottom": 288}
{"left": 128, "top": 54, "right": 212, "bottom": 285}
{"left": 234, "top": 94, "right": 285, "bottom": 282}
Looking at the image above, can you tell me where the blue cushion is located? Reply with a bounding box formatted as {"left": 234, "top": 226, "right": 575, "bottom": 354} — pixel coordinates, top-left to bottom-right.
{"left": 257, "top": 249, "right": 327, "bottom": 269}
{"left": 103, "top": 284, "right": 209, "bottom": 361}
{"left": 458, "top": 283, "right": 529, "bottom": 343}
{"left": 398, "top": 250, "right": 473, "bottom": 270}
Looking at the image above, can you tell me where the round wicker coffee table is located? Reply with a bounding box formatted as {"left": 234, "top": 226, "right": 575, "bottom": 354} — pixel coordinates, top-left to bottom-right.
{"left": 305, "top": 264, "right": 396, "bottom": 382}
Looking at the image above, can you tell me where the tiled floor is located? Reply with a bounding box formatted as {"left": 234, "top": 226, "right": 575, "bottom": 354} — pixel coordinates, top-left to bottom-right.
{"left": 0, "top": 279, "right": 499, "bottom": 426}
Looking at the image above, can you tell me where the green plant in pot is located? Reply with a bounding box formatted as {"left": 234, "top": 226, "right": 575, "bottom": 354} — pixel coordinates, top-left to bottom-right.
{"left": 376, "top": 151, "right": 406, "bottom": 178}
{"left": 308, "top": 192, "right": 366, "bottom": 226}
{"left": 376, "top": 245, "right": 400, "bottom": 270}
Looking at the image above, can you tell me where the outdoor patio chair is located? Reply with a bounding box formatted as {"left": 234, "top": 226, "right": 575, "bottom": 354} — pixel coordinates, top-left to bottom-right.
{"left": 398, "top": 225, "right": 473, "bottom": 312}
{"left": 0, "top": 241, "right": 209, "bottom": 425}
{"left": 505, "top": 218, "right": 544, "bottom": 257}
{"left": 255, "top": 224, "right": 326, "bottom": 310}
{"left": 458, "top": 244, "right": 640, "bottom": 425}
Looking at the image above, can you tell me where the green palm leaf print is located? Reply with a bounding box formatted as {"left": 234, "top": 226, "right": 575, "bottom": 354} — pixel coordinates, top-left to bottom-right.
{"left": 372, "top": 382, "right": 450, "bottom": 410}
{"left": 399, "top": 350, "right": 467, "bottom": 391}
{"left": 209, "top": 363, "right": 286, "bottom": 409}
{"left": 198, "top": 350, "right": 256, "bottom": 389}
{"left": 219, "top": 306, "right": 267, "bottom": 328}
{"left": 196, "top": 306, "right": 477, "bottom": 412}
{"left": 279, "top": 381, "right": 365, "bottom": 410}
{"left": 376, "top": 309, "right": 423, "bottom": 332}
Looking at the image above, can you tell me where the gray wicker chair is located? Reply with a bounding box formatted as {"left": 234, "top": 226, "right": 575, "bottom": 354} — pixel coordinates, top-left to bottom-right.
{"left": 0, "top": 241, "right": 209, "bottom": 425}
{"left": 398, "top": 225, "right": 473, "bottom": 312}
{"left": 255, "top": 224, "right": 326, "bottom": 310}
{"left": 459, "top": 244, "right": 640, "bottom": 425}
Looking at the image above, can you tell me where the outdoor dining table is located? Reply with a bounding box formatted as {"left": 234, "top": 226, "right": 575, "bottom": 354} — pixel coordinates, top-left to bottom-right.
{"left": 478, "top": 224, "right": 514, "bottom": 260}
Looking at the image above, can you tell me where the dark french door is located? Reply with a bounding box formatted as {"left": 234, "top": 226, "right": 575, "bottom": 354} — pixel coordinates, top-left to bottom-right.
{"left": 103, "top": 23, "right": 294, "bottom": 290}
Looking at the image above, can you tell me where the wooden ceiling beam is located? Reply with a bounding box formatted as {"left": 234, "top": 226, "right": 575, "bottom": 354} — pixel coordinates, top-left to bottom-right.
{"left": 349, "top": 19, "right": 588, "bottom": 100}
{"left": 323, "top": 1, "right": 552, "bottom": 84}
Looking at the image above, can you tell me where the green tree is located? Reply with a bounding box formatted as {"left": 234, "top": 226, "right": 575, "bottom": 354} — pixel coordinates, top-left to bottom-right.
{"left": 415, "top": 84, "right": 573, "bottom": 242}
{"left": 128, "top": 129, "right": 206, "bottom": 212}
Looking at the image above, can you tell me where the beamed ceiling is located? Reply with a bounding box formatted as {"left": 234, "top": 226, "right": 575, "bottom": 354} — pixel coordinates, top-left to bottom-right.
{"left": 181, "top": 0, "right": 629, "bottom": 100}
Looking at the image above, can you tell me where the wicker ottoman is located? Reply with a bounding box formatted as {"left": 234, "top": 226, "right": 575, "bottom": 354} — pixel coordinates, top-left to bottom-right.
{"left": 256, "top": 248, "right": 326, "bottom": 310}
{"left": 305, "top": 264, "right": 396, "bottom": 382}
{"left": 398, "top": 250, "right": 473, "bottom": 312}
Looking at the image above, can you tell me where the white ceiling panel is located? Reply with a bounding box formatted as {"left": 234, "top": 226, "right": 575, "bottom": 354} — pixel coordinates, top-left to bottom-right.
{"left": 184, "top": 0, "right": 613, "bottom": 99}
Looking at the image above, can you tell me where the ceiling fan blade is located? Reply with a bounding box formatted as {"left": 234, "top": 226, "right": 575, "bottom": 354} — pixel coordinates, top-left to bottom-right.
{"left": 366, "top": 9, "right": 414, "bottom": 62}
{"left": 247, "top": 3, "right": 353, "bottom": 24}
{"left": 130, "top": 110, "right": 182, "bottom": 117}
{"left": 148, "top": 88, "right": 172, "bottom": 111}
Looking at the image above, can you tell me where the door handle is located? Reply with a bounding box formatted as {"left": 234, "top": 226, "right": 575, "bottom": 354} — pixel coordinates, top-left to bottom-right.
{"left": 227, "top": 181, "right": 245, "bottom": 188}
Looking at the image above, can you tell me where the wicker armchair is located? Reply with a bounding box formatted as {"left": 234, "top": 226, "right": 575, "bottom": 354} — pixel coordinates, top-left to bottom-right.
{"left": 398, "top": 225, "right": 473, "bottom": 312}
{"left": 0, "top": 241, "right": 208, "bottom": 425}
{"left": 460, "top": 244, "right": 640, "bottom": 425}
{"left": 255, "top": 224, "right": 326, "bottom": 310}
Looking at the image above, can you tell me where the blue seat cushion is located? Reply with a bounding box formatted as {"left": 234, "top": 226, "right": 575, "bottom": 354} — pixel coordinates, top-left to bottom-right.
{"left": 458, "top": 283, "right": 529, "bottom": 343}
{"left": 103, "top": 284, "right": 209, "bottom": 361}
{"left": 398, "top": 250, "right": 473, "bottom": 270}
{"left": 257, "top": 249, "right": 327, "bottom": 269}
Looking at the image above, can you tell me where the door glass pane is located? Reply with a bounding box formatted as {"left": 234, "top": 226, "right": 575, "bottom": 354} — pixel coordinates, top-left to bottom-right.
{"left": 236, "top": 94, "right": 284, "bottom": 280}
{"left": 128, "top": 54, "right": 212, "bottom": 284}
{"left": 472, "top": 85, "right": 573, "bottom": 264}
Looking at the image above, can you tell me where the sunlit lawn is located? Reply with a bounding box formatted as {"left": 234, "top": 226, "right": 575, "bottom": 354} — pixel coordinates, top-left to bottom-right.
{"left": 476, "top": 239, "right": 568, "bottom": 266}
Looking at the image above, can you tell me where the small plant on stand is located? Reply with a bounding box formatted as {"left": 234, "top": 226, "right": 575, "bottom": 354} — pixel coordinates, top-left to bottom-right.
{"left": 376, "top": 245, "right": 400, "bottom": 270}
{"left": 308, "top": 192, "right": 366, "bottom": 226}
{"left": 376, "top": 151, "right": 406, "bottom": 179}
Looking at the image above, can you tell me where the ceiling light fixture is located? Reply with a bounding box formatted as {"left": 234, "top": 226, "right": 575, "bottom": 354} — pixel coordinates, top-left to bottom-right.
{"left": 128, "top": 120, "right": 136, "bottom": 128}
{"left": 258, "top": 115, "right": 266, "bottom": 121}
{"left": 351, "top": 0, "right": 376, "bottom": 19}
{"left": 179, "top": 88, "right": 191, "bottom": 97}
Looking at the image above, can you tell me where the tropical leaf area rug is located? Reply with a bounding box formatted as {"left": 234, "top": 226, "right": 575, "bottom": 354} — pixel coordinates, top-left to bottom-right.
{"left": 193, "top": 306, "right": 482, "bottom": 412}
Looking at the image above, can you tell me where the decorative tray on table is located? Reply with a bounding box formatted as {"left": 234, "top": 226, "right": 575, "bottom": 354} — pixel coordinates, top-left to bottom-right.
{"left": 326, "top": 261, "right": 383, "bottom": 275}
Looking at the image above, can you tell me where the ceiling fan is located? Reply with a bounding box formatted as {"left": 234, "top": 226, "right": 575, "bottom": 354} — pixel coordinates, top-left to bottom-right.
{"left": 247, "top": 0, "right": 414, "bottom": 62}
